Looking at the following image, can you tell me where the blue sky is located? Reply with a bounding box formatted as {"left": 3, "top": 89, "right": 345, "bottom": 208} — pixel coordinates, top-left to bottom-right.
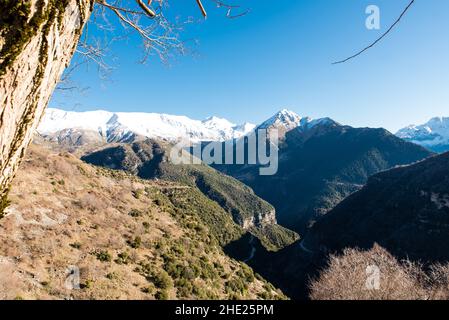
{"left": 50, "top": 0, "right": 449, "bottom": 132}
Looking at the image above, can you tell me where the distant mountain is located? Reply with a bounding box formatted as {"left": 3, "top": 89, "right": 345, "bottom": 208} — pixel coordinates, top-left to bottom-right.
{"left": 38, "top": 108, "right": 255, "bottom": 143}
{"left": 256, "top": 109, "right": 338, "bottom": 139}
{"left": 39, "top": 107, "right": 434, "bottom": 238}
{"left": 396, "top": 117, "right": 449, "bottom": 153}
{"left": 81, "top": 139, "right": 298, "bottom": 251}
{"left": 215, "top": 110, "right": 434, "bottom": 235}
{"left": 306, "top": 151, "right": 449, "bottom": 264}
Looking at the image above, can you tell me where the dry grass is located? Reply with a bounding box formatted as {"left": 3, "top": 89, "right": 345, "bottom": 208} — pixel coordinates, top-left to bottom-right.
{"left": 0, "top": 144, "right": 282, "bottom": 300}
{"left": 310, "top": 244, "right": 449, "bottom": 300}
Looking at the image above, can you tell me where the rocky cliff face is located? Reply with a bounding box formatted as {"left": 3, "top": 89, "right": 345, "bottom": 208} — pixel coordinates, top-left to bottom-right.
{"left": 239, "top": 209, "right": 277, "bottom": 230}
{"left": 0, "top": 0, "right": 93, "bottom": 213}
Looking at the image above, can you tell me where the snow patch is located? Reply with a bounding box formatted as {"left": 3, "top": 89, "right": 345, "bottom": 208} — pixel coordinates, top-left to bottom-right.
{"left": 396, "top": 117, "right": 449, "bottom": 150}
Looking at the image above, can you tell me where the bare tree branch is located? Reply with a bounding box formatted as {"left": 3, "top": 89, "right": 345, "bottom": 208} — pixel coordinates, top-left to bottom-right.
{"left": 332, "top": 0, "right": 415, "bottom": 65}
{"left": 135, "top": 0, "right": 156, "bottom": 17}
{"left": 92, "top": 0, "right": 188, "bottom": 64}
{"left": 196, "top": 0, "right": 208, "bottom": 18}
{"left": 211, "top": 0, "right": 250, "bottom": 19}
{"left": 59, "top": 0, "right": 249, "bottom": 87}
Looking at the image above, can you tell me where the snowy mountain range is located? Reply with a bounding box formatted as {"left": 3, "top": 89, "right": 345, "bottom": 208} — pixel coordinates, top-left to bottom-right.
{"left": 38, "top": 108, "right": 256, "bottom": 143}
{"left": 396, "top": 117, "right": 449, "bottom": 153}
{"left": 41, "top": 108, "right": 449, "bottom": 153}
{"left": 37, "top": 108, "right": 335, "bottom": 144}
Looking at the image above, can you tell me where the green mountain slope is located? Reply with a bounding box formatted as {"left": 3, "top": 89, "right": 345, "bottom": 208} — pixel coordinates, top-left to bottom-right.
{"left": 215, "top": 124, "right": 433, "bottom": 235}
{"left": 306, "top": 151, "right": 449, "bottom": 264}
{"left": 82, "top": 140, "right": 298, "bottom": 251}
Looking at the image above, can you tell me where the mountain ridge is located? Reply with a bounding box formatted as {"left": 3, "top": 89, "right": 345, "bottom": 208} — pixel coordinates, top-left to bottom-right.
{"left": 38, "top": 108, "right": 342, "bottom": 145}
{"left": 81, "top": 139, "right": 299, "bottom": 251}
{"left": 306, "top": 150, "right": 449, "bottom": 263}
{"left": 396, "top": 117, "right": 449, "bottom": 152}
{"left": 38, "top": 108, "right": 256, "bottom": 144}
{"left": 214, "top": 122, "right": 434, "bottom": 235}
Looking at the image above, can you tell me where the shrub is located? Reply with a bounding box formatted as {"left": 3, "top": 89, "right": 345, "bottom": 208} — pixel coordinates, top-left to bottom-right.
{"left": 198, "top": 259, "right": 218, "bottom": 280}
{"left": 129, "top": 209, "right": 143, "bottom": 218}
{"left": 171, "top": 243, "right": 185, "bottom": 256}
{"left": 132, "top": 189, "right": 143, "bottom": 199}
{"left": 95, "top": 250, "right": 112, "bottom": 262}
{"left": 115, "top": 252, "right": 130, "bottom": 265}
{"left": 165, "top": 262, "right": 183, "bottom": 279}
{"left": 153, "top": 270, "right": 173, "bottom": 290}
{"left": 127, "top": 236, "right": 142, "bottom": 249}
{"left": 239, "top": 263, "right": 255, "bottom": 283}
{"left": 155, "top": 290, "right": 169, "bottom": 300}
{"left": 225, "top": 278, "right": 247, "bottom": 295}
{"left": 69, "top": 242, "right": 81, "bottom": 249}
{"left": 141, "top": 286, "right": 154, "bottom": 294}
{"left": 309, "top": 244, "right": 427, "bottom": 300}
{"left": 80, "top": 280, "right": 94, "bottom": 289}
{"left": 181, "top": 267, "right": 196, "bottom": 281}
{"left": 41, "top": 281, "right": 50, "bottom": 287}
{"left": 257, "top": 291, "right": 272, "bottom": 300}
{"left": 137, "top": 263, "right": 152, "bottom": 278}
{"left": 175, "top": 278, "right": 194, "bottom": 298}
{"left": 106, "top": 272, "right": 117, "bottom": 280}
{"left": 192, "top": 285, "right": 209, "bottom": 299}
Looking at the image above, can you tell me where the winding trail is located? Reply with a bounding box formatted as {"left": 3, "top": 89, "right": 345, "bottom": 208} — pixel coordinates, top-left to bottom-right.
{"left": 244, "top": 235, "right": 256, "bottom": 263}
{"left": 299, "top": 240, "right": 314, "bottom": 254}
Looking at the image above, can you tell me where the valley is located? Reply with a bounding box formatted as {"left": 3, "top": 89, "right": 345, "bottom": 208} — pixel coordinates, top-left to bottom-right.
{"left": 214, "top": 110, "right": 433, "bottom": 235}
{"left": 2, "top": 0, "right": 449, "bottom": 305}
{"left": 2, "top": 107, "right": 449, "bottom": 300}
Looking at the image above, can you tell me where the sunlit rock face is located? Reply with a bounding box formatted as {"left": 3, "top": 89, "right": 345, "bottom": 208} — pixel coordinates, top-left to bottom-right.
{"left": 0, "top": 0, "right": 92, "bottom": 205}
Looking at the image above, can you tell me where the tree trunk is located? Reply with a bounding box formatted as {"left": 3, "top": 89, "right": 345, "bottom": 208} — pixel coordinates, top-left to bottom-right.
{"left": 0, "top": 0, "right": 93, "bottom": 214}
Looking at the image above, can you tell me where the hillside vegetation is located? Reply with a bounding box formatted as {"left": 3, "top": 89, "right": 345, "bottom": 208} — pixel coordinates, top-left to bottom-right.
{"left": 307, "top": 152, "right": 449, "bottom": 263}
{"left": 0, "top": 145, "right": 286, "bottom": 300}
{"left": 82, "top": 140, "right": 298, "bottom": 251}
{"left": 310, "top": 245, "right": 449, "bottom": 300}
{"left": 215, "top": 125, "right": 433, "bottom": 235}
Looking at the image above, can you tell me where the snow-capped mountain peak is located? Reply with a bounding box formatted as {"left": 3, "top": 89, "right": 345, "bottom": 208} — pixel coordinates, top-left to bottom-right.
{"left": 396, "top": 117, "right": 449, "bottom": 153}
{"left": 38, "top": 108, "right": 256, "bottom": 143}
{"left": 202, "top": 116, "right": 236, "bottom": 131}
{"left": 258, "top": 109, "right": 303, "bottom": 130}
{"left": 38, "top": 107, "right": 341, "bottom": 146}
{"left": 257, "top": 109, "right": 338, "bottom": 134}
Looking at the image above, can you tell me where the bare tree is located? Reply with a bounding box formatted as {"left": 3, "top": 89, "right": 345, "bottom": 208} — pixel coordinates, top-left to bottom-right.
{"left": 0, "top": 0, "right": 247, "bottom": 215}
{"left": 0, "top": 0, "right": 414, "bottom": 215}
